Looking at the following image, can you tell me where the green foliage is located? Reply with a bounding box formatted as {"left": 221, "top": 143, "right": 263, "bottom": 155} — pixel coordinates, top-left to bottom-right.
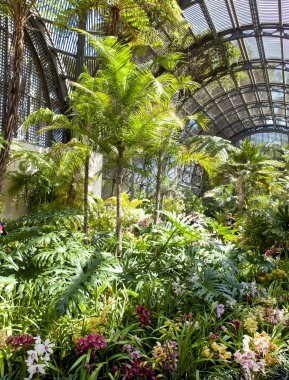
{"left": 1, "top": 204, "right": 289, "bottom": 379}
{"left": 90, "top": 193, "right": 149, "bottom": 232}
{"left": 8, "top": 139, "right": 90, "bottom": 211}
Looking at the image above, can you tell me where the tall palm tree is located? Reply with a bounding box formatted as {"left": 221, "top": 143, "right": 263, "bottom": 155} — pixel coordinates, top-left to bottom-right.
{"left": 0, "top": 0, "right": 37, "bottom": 192}
{"left": 27, "top": 36, "right": 192, "bottom": 255}
{"left": 71, "top": 35, "right": 194, "bottom": 254}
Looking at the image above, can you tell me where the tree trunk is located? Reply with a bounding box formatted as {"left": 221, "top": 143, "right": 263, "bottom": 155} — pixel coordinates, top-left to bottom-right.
{"left": 116, "top": 143, "right": 125, "bottom": 256}
{"left": 130, "top": 161, "right": 135, "bottom": 200}
{"left": 237, "top": 175, "right": 245, "bottom": 210}
{"left": 0, "top": 16, "right": 25, "bottom": 192}
{"left": 75, "top": 12, "right": 87, "bottom": 79}
{"left": 83, "top": 153, "right": 90, "bottom": 240}
{"left": 108, "top": 6, "right": 120, "bottom": 37}
{"left": 154, "top": 152, "right": 162, "bottom": 224}
{"left": 110, "top": 169, "right": 116, "bottom": 197}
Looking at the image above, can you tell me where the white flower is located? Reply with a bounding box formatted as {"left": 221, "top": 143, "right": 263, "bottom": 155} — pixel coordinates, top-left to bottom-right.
{"left": 242, "top": 335, "right": 251, "bottom": 351}
{"left": 26, "top": 350, "right": 38, "bottom": 366}
{"left": 194, "top": 321, "right": 199, "bottom": 330}
{"left": 172, "top": 278, "right": 185, "bottom": 296}
{"left": 27, "top": 364, "right": 46, "bottom": 379}
{"left": 33, "top": 336, "right": 41, "bottom": 344}
{"left": 34, "top": 343, "right": 46, "bottom": 355}
{"left": 43, "top": 339, "right": 55, "bottom": 353}
{"left": 35, "top": 339, "right": 54, "bottom": 355}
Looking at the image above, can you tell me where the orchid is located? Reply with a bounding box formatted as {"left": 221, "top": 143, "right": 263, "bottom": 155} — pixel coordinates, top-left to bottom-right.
{"left": 26, "top": 364, "right": 46, "bottom": 379}
{"left": 216, "top": 304, "right": 225, "bottom": 318}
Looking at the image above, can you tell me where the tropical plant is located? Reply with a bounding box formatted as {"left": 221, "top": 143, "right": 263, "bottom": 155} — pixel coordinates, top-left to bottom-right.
{"left": 216, "top": 139, "right": 284, "bottom": 209}
{"left": 55, "top": 0, "right": 186, "bottom": 47}
{"left": 26, "top": 35, "right": 192, "bottom": 255}
{"left": 7, "top": 139, "right": 90, "bottom": 212}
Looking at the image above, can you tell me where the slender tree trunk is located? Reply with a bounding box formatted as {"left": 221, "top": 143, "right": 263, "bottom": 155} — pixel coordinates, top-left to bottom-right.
{"left": 83, "top": 153, "right": 90, "bottom": 240}
{"left": 75, "top": 12, "right": 87, "bottom": 79}
{"left": 154, "top": 152, "right": 162, "bottom": 224}
{"left": 237, "top": 175, "right": 245, "bottom": 210}
{"left": 0, "top": 16, "right": 25, "bottom": 192}
{"left": 67, "top": 180, "right": 76, "bottom": 207}
{"left": 116, "top": 143, "right": 125, "bottom": 256}
{"left": 130, "top": 160, "right": 135, "bottom": 200}
{"left": 110, "top": 169, "right": 116, "bottom": 197}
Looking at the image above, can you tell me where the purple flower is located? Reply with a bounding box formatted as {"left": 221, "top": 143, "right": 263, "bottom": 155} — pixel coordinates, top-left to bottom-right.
{"left": 136, "top": 305, "right": 152, "bottom": 327}
{"left": 130, "top": 350, "right": 141, "bottom": 359}
{"left": 216, "top": 304, "right": 225, "bottom": 318}
{"left": 122, "top": 344, "right": 133, "bottom": 353}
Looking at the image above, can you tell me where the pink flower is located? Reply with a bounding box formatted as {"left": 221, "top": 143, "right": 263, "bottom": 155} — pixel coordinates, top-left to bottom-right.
{"left": 6, "top": 334, "right": 34, "bottom": 350}
{"left": 208, "top": 332, "right": 220, "bottom": 340}
{"left": 130, "top": 350, "right": 141, "bottom": 359}
{"left": 75, "top": 334, "right": 107, "bottom": 355}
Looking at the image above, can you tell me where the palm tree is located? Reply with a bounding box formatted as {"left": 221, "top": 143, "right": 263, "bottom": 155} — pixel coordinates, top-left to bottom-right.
{"left": 56, "top": 0, "right": 185, "bottom": 47}
{"left": 25, "top": 109, "right": 95, "bottom": 237}
{"left": 71, "top": 36, "right": 195, "bottom": 254}
{"left": 27, "top": 36, "right": 192, "bottom": 255}
{"left": 181, "top": 134, "right": 233, "bottom": 177}
{"left": 0, "top": 0, "right": 37, "bottom": 192}
{"left": 216, "top": 139, "right": 283, "bottom": 210}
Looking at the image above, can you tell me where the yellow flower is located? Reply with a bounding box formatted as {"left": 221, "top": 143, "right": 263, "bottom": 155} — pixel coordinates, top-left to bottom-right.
{"left": 223, "top": 351, "right": 232, "bottom": 360}
{"left": 152, "top": 342, "right": 167, "bottom": 362}
{"left": 211, "top": 342, "right": 219, "bottom": 352}
{"left": 258, "top": 276, "right": 266, "bottom": 282}
{"left": 72, "top": 333, "right": 81, "bottom": 343}
{"left": 244, "top": 317, "right": 258, "bottom": 333}
{"left": 201, "top": 346, "right": 211, "bottom": 358}
{"left": 265, "top": 353, "right": 279, "bottom": 365}
{"left": 218, "top": 344, "right": 228, "bottom": 354}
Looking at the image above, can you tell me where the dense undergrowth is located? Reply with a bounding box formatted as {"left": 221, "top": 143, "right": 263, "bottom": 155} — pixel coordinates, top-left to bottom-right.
{"left": 1, "top": 203, "right": 289, "bottom": 380}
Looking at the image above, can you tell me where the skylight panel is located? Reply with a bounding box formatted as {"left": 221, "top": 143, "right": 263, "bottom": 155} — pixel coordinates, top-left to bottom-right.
{"left": 182, "top": 4, "right": 209, "bottom": 35}
{"left": 233, "top": 0, "right": 252, "bottom": 26}
{"left": 283, "top": 1, "right": 289, "bottom": 23}
{"left": 263, "top": 37, "right": 281, "bottom": 60}
{"left": 283, "top": 39, "right": 289, "bottom": 61}
{"left": 206, "top": 0, "right": 233, "bottom": 32}
{"left": 244, "top": 37, "right": 260, "bottom": 60}
{"left": 268, "top": 68, "right": 283, "bottom": 84}
{"left": 257, "top": 0, "right": 279, "bottom": 24}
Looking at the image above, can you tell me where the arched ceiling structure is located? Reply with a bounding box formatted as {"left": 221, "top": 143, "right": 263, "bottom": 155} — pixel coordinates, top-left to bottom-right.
{"left": 179, "top": 0, "right": 289, "bottom": 142}
{"left": 6, "top": 0, "right": 287, "bottom": 144}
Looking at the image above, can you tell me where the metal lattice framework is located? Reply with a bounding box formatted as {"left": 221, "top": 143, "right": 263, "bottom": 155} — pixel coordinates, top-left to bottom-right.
{"left": 179, "top": 0, "right": 289, "bottom": 142}
{"left": 3, "top": 1, "right": 288, "bottom": 146}
{"left": 0, "top": 13, "right": 67, "bottom": 146}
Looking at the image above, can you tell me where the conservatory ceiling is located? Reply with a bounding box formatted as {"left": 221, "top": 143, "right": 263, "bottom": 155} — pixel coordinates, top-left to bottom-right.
{"left": 179, "top": 0, "right": 289, "bottom": 141}
{"left": 30, "top": 0, "right": 289, "bottom": 142}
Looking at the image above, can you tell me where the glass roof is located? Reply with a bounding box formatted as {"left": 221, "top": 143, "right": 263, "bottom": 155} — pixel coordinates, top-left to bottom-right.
{"left": 179, "top": 0, "right": 289, "bottom": 140}
{"left": 29, "top": 0, "right": 289, "bottom": 141}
